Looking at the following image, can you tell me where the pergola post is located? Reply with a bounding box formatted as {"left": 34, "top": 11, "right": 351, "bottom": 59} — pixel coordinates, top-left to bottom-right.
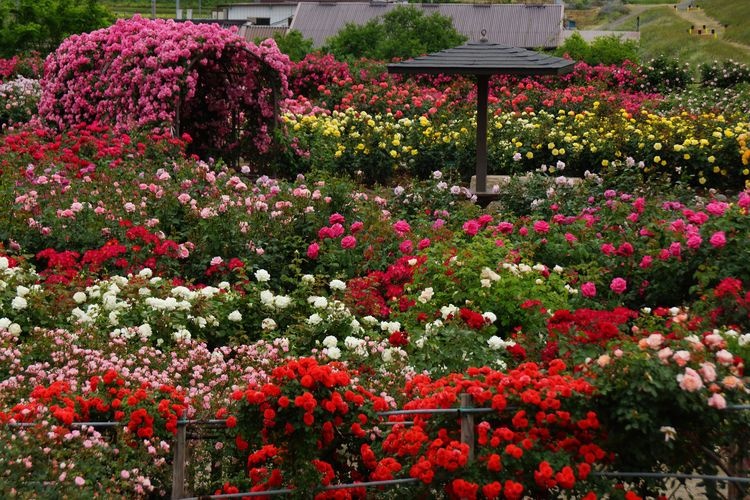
{"left": 475, "top": 74, "right": 489, "bottom": 194}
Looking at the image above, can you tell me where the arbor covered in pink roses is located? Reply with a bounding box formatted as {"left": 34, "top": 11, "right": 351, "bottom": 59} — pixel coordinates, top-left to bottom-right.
{"left": 38, "top": 16, "right": 291, "bottom": 163}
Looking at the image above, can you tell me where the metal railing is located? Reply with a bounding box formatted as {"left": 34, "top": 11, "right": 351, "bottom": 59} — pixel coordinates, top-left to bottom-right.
{"left": 6, "top": 395, "right": 749, "bottom": 499}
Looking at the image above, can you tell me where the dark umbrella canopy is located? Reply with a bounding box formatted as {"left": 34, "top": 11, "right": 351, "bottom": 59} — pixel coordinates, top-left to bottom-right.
{"left": 387, "top": 38, "right": 575, "bottom": 195}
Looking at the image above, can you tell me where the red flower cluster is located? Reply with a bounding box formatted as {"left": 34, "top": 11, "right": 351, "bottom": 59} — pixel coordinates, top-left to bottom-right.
{"left": 226, "top": 358, "right": 387, "bottom": 492}
{"left": 0, "top": 370, "right": 186, "bottom": 444}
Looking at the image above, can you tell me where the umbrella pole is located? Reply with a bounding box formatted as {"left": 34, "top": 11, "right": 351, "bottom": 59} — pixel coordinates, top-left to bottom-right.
{"left": 475, "top": 75, "right": 489, "bottom": 194}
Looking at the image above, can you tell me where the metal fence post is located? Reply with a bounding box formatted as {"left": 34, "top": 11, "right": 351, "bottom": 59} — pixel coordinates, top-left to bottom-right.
{"left": 459, "top": 393, "right": 475, "bottom": 463}
{"left": 172, "top": 420, "right": 187, "bottom": 500}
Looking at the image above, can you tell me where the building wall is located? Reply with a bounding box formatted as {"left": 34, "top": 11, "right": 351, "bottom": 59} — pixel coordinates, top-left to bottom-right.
{"left": 218, "top": 4, "right": 297, "bottom": 26}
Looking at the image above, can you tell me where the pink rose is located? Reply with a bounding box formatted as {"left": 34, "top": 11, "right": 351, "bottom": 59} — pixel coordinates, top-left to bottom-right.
{"left": 341, "top": 235, "right": 357, "bottom": 249}
{"left": 497, "top": 222, "right": 514, "bottom": 234}
{"left": 678, "top": 367, "right": 704, "bottom": 392}
{"left": 672, "top": 350, "right": 690, "bottom": 367}
{"left": 715, "top": 349, "right": 734, "bottom": 365}
{"left": 417, "top": 238, "right": 431, "bottom": 250}
{"left": 610, "top": 277, "right": 627, "bottom": 294}
{"left": 707, "top": 393, "right": 726, "bottom": 409}
{"left": 709, "top": 231, "right": 726, "bottom": 248}
{"left": 399, "top": 240, "right": 414, "bottom": 255}
{"left": 581, "top": 282, "right": 597, "bottom": 298}
{"left": 393, "top": 220, "right": 411, "bottom": 235}
{"left": 329, "top": 223, "right": 344, "bottom": 238}
{"left": 329, "top": 213, "right": 345, "bottom": 225}
{"left": 350, "top": 221, "right": 364, "bottom": 233}
{"left": 639, "top": 255, "right": 653, "bottom": 268}
{"left": 646, "top": 333, "right": 664, "bottom": 349}
{"left": 462, "top": 220, "right": 480, "bottom": 236}
{"left": 699, "top": 362, "right": 716, "bottom": 383}
{"left": 533, "top": 220, "right": 549, "bottom": 234}
{"left": 657, "top": 347, "right": 673, "bottom": 362}
{"left": 306, "top": 242, "right": 320, "bottom": 259}
{"left": 686, "top": 235, "right": 702, "bottom": 250}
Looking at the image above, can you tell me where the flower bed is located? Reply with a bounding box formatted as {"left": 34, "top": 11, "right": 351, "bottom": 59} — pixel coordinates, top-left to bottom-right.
{"left": 1, "top": 37, "right": 750, "bottom": 498}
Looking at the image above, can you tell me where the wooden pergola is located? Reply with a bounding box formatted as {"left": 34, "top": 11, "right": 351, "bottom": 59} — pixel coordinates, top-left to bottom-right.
{"left": 387, "top": 36, "right": 575, "bottom": 202}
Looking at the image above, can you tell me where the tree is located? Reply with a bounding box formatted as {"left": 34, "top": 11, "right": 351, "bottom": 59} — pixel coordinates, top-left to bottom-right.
{"left": 324, "top": 5, "right": 466, "bottom": 61}
{"left": 0, "top": 0, "right": 113, "bottom": 57}
{"left": 267, "top": 29, "right": 314, "bottom": 62}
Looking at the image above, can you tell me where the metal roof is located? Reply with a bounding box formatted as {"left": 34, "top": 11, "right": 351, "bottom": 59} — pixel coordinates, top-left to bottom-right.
{"left": 387, "top": 39, "right": 575, "bottom": 76}
{"left": 239, "top": 25, "right": 289, "bottom": 41}
{"left": 290, "top": 3, "right": 564, "bottom": 48}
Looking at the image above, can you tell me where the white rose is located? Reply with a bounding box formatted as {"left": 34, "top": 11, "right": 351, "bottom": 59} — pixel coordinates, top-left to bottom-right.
{"left": 138, "top": 268, "right": 153, "bottom": 279}
{"left": 8, "top": 323, "right": 21, "bottom": 336}
{"left": 218, "top": 281, "right": 230, "bottom": 290}
{"left": 73, "top": 291, "right": 87, "bottom": 304}
{"left": 274, "top": 295, "right": 291, "bottom": 309}
{"left": 11, "top": 296, "right": 27, "bottom": 310}
{"left": 108, "top": 310, "right": 120, "bottom": 326}
{"left": 311, "top": 296, "right": 328, "bottom": 309}
{"left": 329, "top": 279, "right": 346, "bottom": 291}
{"left": 173, "top": 329, "right": 191, "bottom": 341}
{"left": 487, "top": 336, "right": 505, "bottom": 350}
{"left": 440, "top": 304, "right": 457, "bottom": 320}
{"left": 381, "top": 348, "right": 394, "bottom": 363}
{"left": 344, "top": 336, "right": 363, "bottom": 350}
{"left": 307, "top": 313, "right": 323, "bottom": 325}
{"left": 0, "top": 318, "right": 11, "bottom": 329}
{"left": 301, "top": 274, "right": 315, "bottom": 284}
{"left": 260, "top": 290, "right": 274, "bottom": 306}
{"left": 322, "top": 335, "right": 338, "bottom": 348}
{"left": 418, "top": 287, "right": 434, "bottom": 304}
{"left": 324, "top": 346, "right": 341, "bottom": 359}
{"left": 0, "top": 257, "right": 8, "bottom": 269}
{"left": 362, "top": 315, "right": 378, "bottom": 325}
{"left": 16, "top": 285, "right": 30, "bottom": 297}
{"left": 254, "top": 269, "right": 271, "bottom": 282}
{"left": 137, "top": 323, "right": 152, "bottom": 338}
{"left": 483, "top": 312, "right": 497, "bottom": 324}
{"left": 261, "top": 318, "right": 277, "bottom": 330}
{"left": 738, "top": 333, "right": 750, "bottom": 347}
{"left": 228, "top": 310, "right": 242, "bottom": 322}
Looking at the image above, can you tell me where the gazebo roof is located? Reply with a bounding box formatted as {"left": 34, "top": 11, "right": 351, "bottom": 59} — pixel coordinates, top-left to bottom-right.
{"left": 386, "top": 38, "right": 576, "bottom": 203}
{"left": 387, "top": 39, "right": 575, "bottom": 76}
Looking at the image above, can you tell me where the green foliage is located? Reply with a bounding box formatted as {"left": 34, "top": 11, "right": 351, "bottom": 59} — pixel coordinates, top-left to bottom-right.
{"left": 324, "top": 5, "right": 466, "bottom": 61}
{"left": 268, "top": 29, "right": 313, "bottom": 62}
{"left": 555, "top": 32, "right": 639, "bottom": 65}
{"left": 638, "top": 55, "right": 693, "bottom": 92}
{"left": 699, "top": 59, "right": 750, "bottom": 88}
{"left": 0, "top": 0, "right": 114, "bottom": 57}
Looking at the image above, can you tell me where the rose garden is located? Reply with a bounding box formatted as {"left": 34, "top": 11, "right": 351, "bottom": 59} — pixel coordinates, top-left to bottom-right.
{"left": 0, "top": 15, "right": 749, "bottom": 500}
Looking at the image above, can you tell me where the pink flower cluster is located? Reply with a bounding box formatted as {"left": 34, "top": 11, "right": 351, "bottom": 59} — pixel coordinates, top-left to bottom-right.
{"left": 39, "top": 16, "right": 290, "bottom": 155}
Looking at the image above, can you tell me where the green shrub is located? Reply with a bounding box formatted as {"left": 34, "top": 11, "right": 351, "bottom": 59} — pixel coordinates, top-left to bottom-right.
{"left": 638, "top": 55, "right": 693, "bottom": 92}
{"left": 700, "top": 59, "right": 750, "bottom": 88}
{"left": 323, "top": 5, "right": 466, "bottom": 61}
{"left": 556, "top": 32, "right": 639, "bottom": 65}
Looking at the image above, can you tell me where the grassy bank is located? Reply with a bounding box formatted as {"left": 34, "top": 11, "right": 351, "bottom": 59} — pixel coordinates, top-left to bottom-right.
{"left": 700, "top": 0, "right": 750, "bottom": 46}
{"left": 638, "top": 6, "right": 750, "bottom": 65}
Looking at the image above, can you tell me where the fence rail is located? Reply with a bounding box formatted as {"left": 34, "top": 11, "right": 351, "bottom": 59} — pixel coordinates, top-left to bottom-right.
{"left": 5, "top": 395, "right": 749, "bottom": 499}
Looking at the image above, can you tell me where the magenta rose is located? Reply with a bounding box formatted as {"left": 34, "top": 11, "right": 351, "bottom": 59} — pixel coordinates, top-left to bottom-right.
{"left": 341, "top": 235, "right": 357, "bottom": 249}
{"left": 610, "top": 277, "right": 627, "bottom": 294}
{"left": 581, "top": 282, "right": 597, "bottom": 298}
{"left": 307, "top": 242, "right": 320, "bottom": 259}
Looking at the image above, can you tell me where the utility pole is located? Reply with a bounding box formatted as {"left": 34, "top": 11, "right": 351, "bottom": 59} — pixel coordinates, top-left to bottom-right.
{"left": 151, "top": 0, "right": 156, "bottom": 19}
{"left": 176, "top": 0, "right": 180, "bottom": 19}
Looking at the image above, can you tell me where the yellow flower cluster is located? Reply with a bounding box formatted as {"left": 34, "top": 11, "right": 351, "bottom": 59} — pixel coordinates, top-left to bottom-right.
{"left": 282, "top": 107, "right": 750, "bottom": 188}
